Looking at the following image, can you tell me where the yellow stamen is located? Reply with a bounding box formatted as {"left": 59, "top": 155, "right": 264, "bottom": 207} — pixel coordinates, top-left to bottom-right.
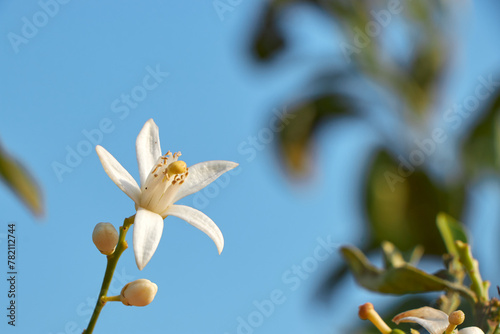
{"left": 167, "top": 161, "right": 187, "bottom": 177}
{"left": 358, "top": 303, "right": 392, "bottom": 334}
{"left": 445, "top": 311, "right": 464, "bottom": 334}
{"left": 151, "top": 164, "right": 161, "bottom": 174}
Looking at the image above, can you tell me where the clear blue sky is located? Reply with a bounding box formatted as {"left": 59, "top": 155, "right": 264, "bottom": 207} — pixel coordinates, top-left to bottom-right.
{"left": 0, "top": 1, "right": 499, "bottom": 334}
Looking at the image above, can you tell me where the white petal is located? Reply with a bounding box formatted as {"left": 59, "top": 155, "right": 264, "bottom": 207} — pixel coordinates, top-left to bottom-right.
{"left": 136, "top": 119, "right": 162, "bottom": 187}
{"left": 96, "top": 145, "right": 141, "bottom": 204}
{"left": 133, "top": 207, "right": 164, "bottom": 270}
{"left": 392, "top": 307, "right": 449, "bottom": 334}
{"left": 164, "top": 204, "right": 224, "bottom": 254}
{"left": 459, "top": 327, "right": 485, "bottom": 334}
{"left": 173, "top": 160, "right": 238, "bottom": 203}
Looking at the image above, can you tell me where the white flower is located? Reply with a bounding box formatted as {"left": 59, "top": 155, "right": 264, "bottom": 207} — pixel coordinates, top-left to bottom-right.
{"left": 458, "top": 328, "right": 485, "bottom": 334}
{"left": 392, "top": 306, "right": 484, "bottom": 334}
{"left": 96, "top": 119, "right": 238, "bottom": 270}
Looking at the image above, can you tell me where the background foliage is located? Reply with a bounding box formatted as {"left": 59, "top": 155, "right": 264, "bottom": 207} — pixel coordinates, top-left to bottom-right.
{"left": 250, "top": 0, "right": 500, "bottom": 332}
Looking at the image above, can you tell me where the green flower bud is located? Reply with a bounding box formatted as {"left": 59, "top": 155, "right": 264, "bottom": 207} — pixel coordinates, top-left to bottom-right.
{"left": 120, "top": 279, "right": 158, "bottom": 307}
{"left": 92, "top": 223, "right": 118, "bottom": 255}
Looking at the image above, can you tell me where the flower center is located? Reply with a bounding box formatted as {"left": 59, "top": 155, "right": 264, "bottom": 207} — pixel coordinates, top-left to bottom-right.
{"left": 140, "top": 151, "right": 189, "bottom": 214}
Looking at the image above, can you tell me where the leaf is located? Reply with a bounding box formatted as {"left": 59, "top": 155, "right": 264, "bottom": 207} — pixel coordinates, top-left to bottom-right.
{"left": 0, "top": 144, "right": 44, "bottom": 217}
{"left": 365, "top": 150, "right": 464, "bottom": 254}
{"left": 341, "top": 245, "right": 475, "bottom": 301}
{"left": 277, "top": 93, "right": 357, "bottom": 175}
{"left": 250, "top": 5, "right": 286, "bottom": 61}
{"left": 381, "top": 241, "right": 408, "bottom": 269}
{"left": 404, "top": 1, "right": 448, "bottom": 112}
{"left": 342, "top": 245, "right": 443, "bottom": 294}
{"left": 462, "top": 86, "right": 500, "bottom": 178}
{"left": 381, "top": 241, "right": 424, "bottom": 269}
{"left": 405, "top": 42, "right": 447, "bottom": 113}
{"left": 436, "top": 213, "right": 468, "bottom": 258}
{"left": 314, "top": 259, "right": 350, "bottom": 304}
{"left": 250, "top": 0, "right": 333, "bottom": 61}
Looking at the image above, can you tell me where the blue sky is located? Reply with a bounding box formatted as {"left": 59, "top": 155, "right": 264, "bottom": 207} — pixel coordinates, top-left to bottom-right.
{"left": 0, "top": 1, "right": 499, "bottom": 334}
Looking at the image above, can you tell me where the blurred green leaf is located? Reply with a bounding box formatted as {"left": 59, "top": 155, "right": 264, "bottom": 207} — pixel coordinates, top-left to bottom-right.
{"left": 278, "top": 93, "right": 356, "bottom": 175}
{"left": 250, "top": 0, "right": 334, "bottom": 61}
{"left": 406, "top": 42, "right": 446, "bottom": 112}
{"left": 436, "top": 213, "right": 468, "bottom": 258}
{"left": 382, "top": 241, "right": 407, "bottom": 269}
{"left": 382, "top": 241, "right": 424, "bottom": 269}
{"left": 250, "top": 5, "right": 286, "bottom": 61}
{"left": 341, "top": 245, "right": 474, "bottom": 301}
{"left": 462, "top": 86, "right": 500, "bottom": 177}
{"left": 365, "top": 150, "right": 464, "bottom": 254}
{"left": 0, "top": 144, "right": 43, "bottom": 217}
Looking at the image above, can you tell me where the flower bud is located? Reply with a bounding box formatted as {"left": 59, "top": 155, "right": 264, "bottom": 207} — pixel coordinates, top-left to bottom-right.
{"left": 92, "top": 223, "right": 119, "bottom": 255}
{"left": 120, "top": 279, "right": 158, "bottom": 306}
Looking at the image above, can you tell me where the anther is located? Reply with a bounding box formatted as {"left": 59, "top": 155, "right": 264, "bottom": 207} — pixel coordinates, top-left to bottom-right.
{"left": 151, "top": 165, "right": 161, "bottom": 174}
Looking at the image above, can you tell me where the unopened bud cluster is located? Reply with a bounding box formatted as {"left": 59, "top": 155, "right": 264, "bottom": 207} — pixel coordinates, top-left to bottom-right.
{"left": 92, "top": 223, "right": 118, "bottom": 255}
{"left": 120, "top": 279, "right": 158, "bottom": 307}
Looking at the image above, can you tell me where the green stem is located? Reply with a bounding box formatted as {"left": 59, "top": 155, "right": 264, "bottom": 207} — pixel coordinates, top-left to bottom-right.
{"left": 103, "top": 295, "right": 122, "bottom": 302}
{"left": 83, "top": 215, "right": 135, "bottom": 334}
{"left": 456, "top": 240, "right": 488, "bottom": 302}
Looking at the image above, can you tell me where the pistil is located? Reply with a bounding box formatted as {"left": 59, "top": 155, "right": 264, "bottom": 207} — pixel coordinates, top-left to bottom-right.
{"left": 167, "top": 161, "right": 187, "bottom": 177}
